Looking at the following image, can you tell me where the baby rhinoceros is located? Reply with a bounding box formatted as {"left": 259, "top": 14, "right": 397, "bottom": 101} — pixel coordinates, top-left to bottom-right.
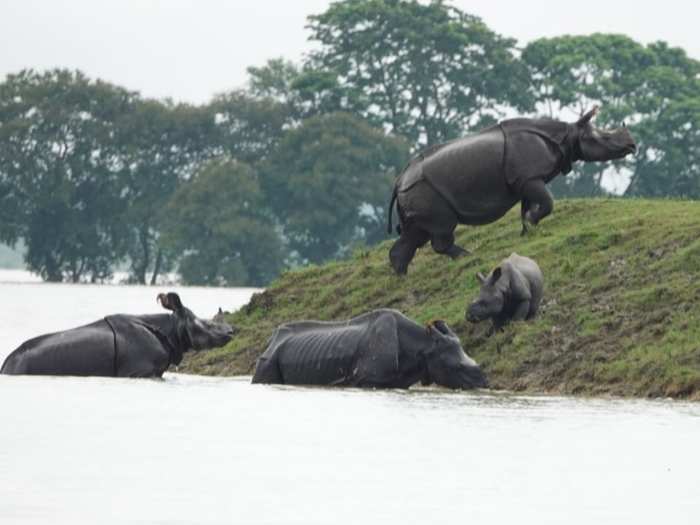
{"left": 467, "top": 253, "right": 543, "bottom": 331}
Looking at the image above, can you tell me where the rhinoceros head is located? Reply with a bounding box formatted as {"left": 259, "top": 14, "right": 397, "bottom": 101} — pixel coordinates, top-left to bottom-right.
{"left": 158, "top": 292, "right": 237, "bottom": 352}
{"left": 423, "top": 320, "right": 488, "bottom": 389}
{"left": 467, "top": 267, "right": 506, "bottom": 323}
{"left": 575, "top": 106, "right": 636, "bottom": 162}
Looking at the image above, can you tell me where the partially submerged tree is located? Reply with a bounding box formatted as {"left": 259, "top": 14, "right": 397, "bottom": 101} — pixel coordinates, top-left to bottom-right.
{"left": 0, "top": 69, "right": 133, "bottom": 282}
{"left": 162, "top": 158, "right": 283, "bottom": 286}
{"left": 118, "top": 99, "right": 219, "bottom": 284}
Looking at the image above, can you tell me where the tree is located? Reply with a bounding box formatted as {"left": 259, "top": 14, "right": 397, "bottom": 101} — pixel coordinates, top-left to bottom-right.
{"left": 0, "top": 69, "right": 133, "bottom": 282}
{"left": 522, "top": 35, "right": 700, "bottom": 197}
{"left": 306, "top": 0, "right": 532, "bottom": 149}
{"left": 208, "top": 89, "right": 291, "bottom": 165}
{"left": 248, "top": 57, "right": 365, "bottom": 122}
{"left": 118, "top": 99, "right": 218, "bottom": 284}
{"left": 247, "top": 58, "right": 301, "bottom": 106}
{"left": 262, "top": 112, "right": 408, "bottom": 264}
{"left": 162, "top": 159, "right": 283, "bottom": 286}
{"left": 624, "top": 42, "right": 700, "bottom": 197}
{"left": 119, "top": 91, "right": 290, "bottom": 285}
{"left": 626, "top": 95, "right": 700, "bottom": 198}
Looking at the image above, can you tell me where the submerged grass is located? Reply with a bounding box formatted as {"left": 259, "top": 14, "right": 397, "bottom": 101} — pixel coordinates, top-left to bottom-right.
{"left": 182, "top": 198, "right": 700, "bottom": 399}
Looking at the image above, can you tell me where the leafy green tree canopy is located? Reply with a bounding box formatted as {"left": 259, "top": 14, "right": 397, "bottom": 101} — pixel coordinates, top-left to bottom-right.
{"left": 117, "top": 98, "right": 218, "bottom": 284}
{"left": 162, "top": 158, "right": 283, "bottom": 286}
{"left": 0, "top": 69, "right": 134, "bottom": 282}
{"left": 306, "top": 0, "right": 532, "bottom": 148}
{"left": 263, "top": 112, "right": 408, "bottom": 264}
{"left": 523, "top": 34, "right": 700, "bottom": 197}
{"left": 208, "top": 89, "right": 291, "bottom": 164}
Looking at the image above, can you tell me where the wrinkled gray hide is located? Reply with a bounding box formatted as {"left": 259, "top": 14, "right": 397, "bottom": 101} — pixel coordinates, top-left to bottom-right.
{"left": 387, "top": 107, "right": 636, "bottom": 274}
{"left": 467, "top": 253, "right": 543, "bottom": 330}
{"left": 252, "top": 309, "right": 488, "bottom": 390}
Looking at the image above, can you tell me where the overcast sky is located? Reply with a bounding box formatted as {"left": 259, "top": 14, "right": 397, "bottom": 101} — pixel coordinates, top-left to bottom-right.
{"left": 1, "top": 0, "right": 698, "bottom": 104}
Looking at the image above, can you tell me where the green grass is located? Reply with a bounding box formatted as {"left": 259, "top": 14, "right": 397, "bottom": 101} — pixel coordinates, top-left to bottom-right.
{"left": 181, "top": 198, "right": 700, "bottom": 399}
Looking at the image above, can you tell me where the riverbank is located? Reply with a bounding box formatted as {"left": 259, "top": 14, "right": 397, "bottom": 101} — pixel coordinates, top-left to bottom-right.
{"left": 181, "top": 198, "right": 700, "bottom": 399}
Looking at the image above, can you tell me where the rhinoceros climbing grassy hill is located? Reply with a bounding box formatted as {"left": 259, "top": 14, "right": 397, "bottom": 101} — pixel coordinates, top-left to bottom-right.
{"left": 181, "top": 198, "right": 700, "bottom": 399}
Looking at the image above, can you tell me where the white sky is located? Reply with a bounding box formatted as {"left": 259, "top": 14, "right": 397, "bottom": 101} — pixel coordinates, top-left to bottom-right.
{"left": 1, "top": 0, "right": 698, "bottom": 105}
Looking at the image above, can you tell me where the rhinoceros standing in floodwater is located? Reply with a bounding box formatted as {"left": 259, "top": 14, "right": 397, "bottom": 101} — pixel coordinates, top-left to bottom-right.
{"left": 467, "top": 253, "right": 543, "bottom": 331}
{"left": 252, "top": 309, "right": 488, "bottom": 389}
{"left": 1, "top": 292, "right": 236, "bottom": 377}
{"left": 387, "top": 107, "right": 636, "bottom": 274}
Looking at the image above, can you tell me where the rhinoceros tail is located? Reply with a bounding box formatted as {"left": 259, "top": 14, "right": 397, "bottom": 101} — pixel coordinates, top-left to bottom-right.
{"left": 387, "top": 184, "right": 398, "bottom": 235}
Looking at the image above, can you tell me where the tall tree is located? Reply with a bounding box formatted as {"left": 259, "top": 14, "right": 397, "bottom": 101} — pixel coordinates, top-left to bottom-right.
{"left": 0, "top": 69, "right": 133, "bottom": 282}
{"left": 626, "top": 95, "right": 700, "bottom": 197}
{"left": 262, "top": 112, "right": 408, "bottom": 264}
{"left": 162, "top": 158, "right": 283, "bottom": 286}
{"left": 306, "top": 0, "right": 532, "bottom": 149}
{"left": 118, "top": 99, "right": 217, "bottom": 284}
{"left": 209, "top": 89, "right": 291, "bottom": 165}
{"left": 523, "top": 35, "right": 700, "bottom": 196}
{"left": 624, "top": 42, "right": 700, "bottom": 197}
{"left": 247, "top": 58, "right": 353, "bottom": 121}
{"left": 247, "top": 58, "right": 301, "bottom": 106}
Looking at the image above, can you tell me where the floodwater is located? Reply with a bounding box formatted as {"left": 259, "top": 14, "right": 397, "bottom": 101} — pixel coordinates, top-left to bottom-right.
{"left": 1, "top": 270, "right": 699, "bottom": 524}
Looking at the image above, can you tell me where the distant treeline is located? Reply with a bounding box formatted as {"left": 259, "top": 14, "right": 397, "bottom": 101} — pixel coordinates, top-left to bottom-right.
{"left": 0, "top": 0, "right": 698, "bottom": 285}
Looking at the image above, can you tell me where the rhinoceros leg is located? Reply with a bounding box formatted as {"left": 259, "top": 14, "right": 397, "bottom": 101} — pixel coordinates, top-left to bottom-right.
{"left": 431, "top": 232, "right": 469, "bottom": 259}
{"left": 389, "top": 225, "right": 430, "bottom": 275}
{"left": 251, "top": 355, "right": 282, "bottom": 384}
{"left": 520, "top": 199, "right": 530, "bottom": 236}
{"left": 522, "top": 179, "right": 553, "bottom": 228}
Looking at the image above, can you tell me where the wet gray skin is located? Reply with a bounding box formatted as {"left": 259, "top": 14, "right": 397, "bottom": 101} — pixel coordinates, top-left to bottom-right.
{"left": 1, "top": 292, "right": 236, "bottom": 377}
{"left": 252, "top": 308, "right": 488, "bottom": 390}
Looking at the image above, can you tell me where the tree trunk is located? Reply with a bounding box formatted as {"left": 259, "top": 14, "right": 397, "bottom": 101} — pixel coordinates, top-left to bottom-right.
{"left": 134, "top": 228, "right": 151, "bottom": 285}
{"left": 150, "top": 249, "right": 163, "bottom": 286}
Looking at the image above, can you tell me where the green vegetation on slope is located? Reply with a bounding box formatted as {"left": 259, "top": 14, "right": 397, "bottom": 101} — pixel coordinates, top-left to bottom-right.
{"left": 181, "top": 199, "right": 700, "bottom": 399}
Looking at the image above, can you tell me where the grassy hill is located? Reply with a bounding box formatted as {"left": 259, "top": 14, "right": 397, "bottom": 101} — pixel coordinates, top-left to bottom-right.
{"left": 181, "top": 198, "right": 700, "bottom": 399}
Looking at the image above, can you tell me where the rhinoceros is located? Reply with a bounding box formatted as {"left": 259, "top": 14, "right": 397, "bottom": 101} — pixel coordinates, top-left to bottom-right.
{"left": 467, "top": 253, "right": 543, "bottom": 331}
{"left": 1, "top": 292, "right": 236, "bottom": 377}
{"left": 252, "top": 309, "right": 488, "bottom": 389}
{"left": 387, "top": 107, "right": 636, "bottom": 274}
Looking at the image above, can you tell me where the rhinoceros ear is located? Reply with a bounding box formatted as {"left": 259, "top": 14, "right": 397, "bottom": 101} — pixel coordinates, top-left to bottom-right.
{"left": 158, "top": 292, "right": 184, "bottom": 313}
{"left": 490, "top": 266, "right": 502, "bottom": 283}
{"left": 577, "top": 106, "right": 599, "bottom": 127}
{"left": 476, "top": 272, "right": 487, "bottom": 284}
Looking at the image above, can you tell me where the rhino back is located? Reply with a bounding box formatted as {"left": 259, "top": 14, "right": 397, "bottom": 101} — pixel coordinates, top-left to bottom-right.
{"left": 420, "top": 128, "right": 517, "bottom": 223}
{"left": 274, "top": 324, "right": 365, "bottom": 385}
{"left": 506, "top": 254, "right": 544, "bottom": 313}
{"left": 1, "top": 320, "right": 114, "bottom": 375}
